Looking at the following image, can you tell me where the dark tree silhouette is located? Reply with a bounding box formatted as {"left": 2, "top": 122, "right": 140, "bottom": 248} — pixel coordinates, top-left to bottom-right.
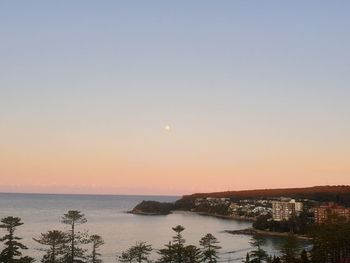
{"left": 183, "top": 245, "right": 201, "bottom": 263}
{"left": 311, "top": 221, "right": 350, "bottom": 263}
{"left": 300, "top": 250, "right": 309, "bottom": 263}
{"left": 119, "top": 249, "right": 134, "bottom": 263}
{"left": 249, "top": 236, "right": 268, "bottom": 263}
{"left": 61, "top": 210, "right": 88, "bottom": 263}
{"left": 158, "top": 225, "right": 188, "bottom": 263}
{"left": 172, "top": 225, "right": 186, "bottom": 263}
{"left": 199, "top": 233, "right": 221, "bottom": 263}
{"left": 88, "top": 235, "right": 104, "bottom": 263}
{"left": 271, "top": 256, "right": 281, "bottom": 263}
{"left": 34, "top": 230, "right": 68, "bottom": 263}
{"left": 244, "top": 252, "right": 250, "bottom": 263}
{"left": 0, "top": 216, "right": 34, "bottom": 263}
{"left": 119, "top": 241, "right": 152, "bottom": 263}
{"left": 172, "top": 225, "right": 185, "bottom": 246}
{"left": 158, "top": 242, "right": 175, "bottom": 263}
{"left": 280, "top": 234, "right": 300, "bottom": 263}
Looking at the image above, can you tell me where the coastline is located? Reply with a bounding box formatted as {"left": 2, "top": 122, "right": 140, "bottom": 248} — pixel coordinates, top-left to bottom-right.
{"left": 130, "top": 208, "right": 257, "bottom": 222}
{"left": 194, "top": 211, "right": 256, "bottom": 222}
{"left": 226, "top": 228, "right": 312, "bottom": 240}
{"left": 130, "top": 209, "right": 311, "bottom": 241}
{"left": 128, "top": 210, "right": 172, "bottom": 216}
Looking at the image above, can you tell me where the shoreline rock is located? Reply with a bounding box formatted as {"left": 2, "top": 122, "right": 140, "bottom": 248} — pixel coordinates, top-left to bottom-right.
{"left": 225, "top": 227, "right": 312, "bottom": 240}
{"left": 195, "top": 211, "right": 256, "bottom": 222}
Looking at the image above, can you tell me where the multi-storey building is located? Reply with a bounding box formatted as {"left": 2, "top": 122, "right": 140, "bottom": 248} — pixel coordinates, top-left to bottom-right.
{"left": 272, "top": 199, "right": 303, "bottom": 221}
{"left": 314, "top": 203, "right": 350, "bottom": 224}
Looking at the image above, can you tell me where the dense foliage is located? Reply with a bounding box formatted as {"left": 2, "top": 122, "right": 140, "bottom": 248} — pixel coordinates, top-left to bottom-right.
{"left": 119, "top": 242, "right": 152, "bottom": 263}
{"left": 156, "top": 225, "right": 221, "bottom": 263}
{"left": 33, "top": 230, "right": 68, "bottom": 263}
{"left": 253, "top": 211, "right": 311, "bottom": 235}
{"left": 61, "top": 210, "right": 89, "bottom": 263}
{"left": 178, "top": 186, "right": 350, "bottom": 208}
{"left": 88, "top": 235, "right": 104, "bottom": 263}
{"left": 192, "top": 203, "right": 230, "bottom": 216}
{"left": 131, "top": 201, "right": 175, "bottom": 215}
{"left": 311, "top": 221, "right": 350, "bottom": 263}
{"left": 0, "top": 216, "right": 34, "bottom": 263}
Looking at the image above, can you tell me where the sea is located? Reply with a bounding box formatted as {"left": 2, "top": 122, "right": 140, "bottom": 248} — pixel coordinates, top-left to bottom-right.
{"left": 0, "top": 193, "right": 302, "bottom": 262}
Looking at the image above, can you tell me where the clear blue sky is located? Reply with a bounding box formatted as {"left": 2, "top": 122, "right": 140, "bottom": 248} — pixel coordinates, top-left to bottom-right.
{"left": 0, "top": 1, "right": 349, "bottom": 194}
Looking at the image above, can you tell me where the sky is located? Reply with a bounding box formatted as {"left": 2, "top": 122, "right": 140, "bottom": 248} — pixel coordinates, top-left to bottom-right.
{"left": 0, "top": 1, "right": 350, "bottom": 195}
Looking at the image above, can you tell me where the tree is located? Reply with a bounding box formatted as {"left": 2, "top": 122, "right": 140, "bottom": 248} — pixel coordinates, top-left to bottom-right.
{"left": 300, "top": 250, "right": 309, "bottom": 263}
{"left": 171, "top": 225, "right": 186, "bottom": 263}
{"left": 118, "top": 242, "right": 152, "bottom": 263}
{"left": 280, "top": 235, "right": 300, "bottom": 263}
{"left": 172, "top": 225, "right": 185, "bottom": 246}
{"left": 158, "top": 242, "right": 175, "bottom": 263}
{"left": 119, "top": 249, "right": 135, "bottom": 263}
{"left": 61, "top": 210, "right": 88, "bottom": 263}
{"left": 310, "top": 222, "right": 350, "bottom": 263}
{"left": 271, "top": 256, "right": 281, "bottom": 263}
{"left": 131, "top": 242, "right": 152, "bottom": 263}
{"left": 249, "top": 236, "right": 268, "bottom": 263}
{"left": 199, "top": 233, "right": 221, "bottom": 263}
{"left": 158, "top": 225, "right": 187, "bottom": 263}
{"left": 34, "top": 230, "right": 68, "bottom": 263}
{"left": 253, "top": 215, "right": 271, "bottom": 231}
{"left": 183, "top": 245, "right": 202, "bottom": 263}
{"left": 0, "top": 216, "right": 34, "bottom": 263}
{"left": 88, "top": 235, "right": 104, "bottom": 263}
{"left": 243, "top": 252, "right": 250, "bottom": 263}
{"left": 16, "top": 256, "right": 35, "bottom": 263}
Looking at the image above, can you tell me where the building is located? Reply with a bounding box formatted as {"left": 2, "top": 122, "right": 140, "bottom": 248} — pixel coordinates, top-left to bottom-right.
{"left": 194, "top": 197, "right": 231, "bottom": 207}
{"left": 314, "top": 203, "right": 350, "bottom": 224}
{"left": 272, "top": 199, "right": 303, "bottom": 221}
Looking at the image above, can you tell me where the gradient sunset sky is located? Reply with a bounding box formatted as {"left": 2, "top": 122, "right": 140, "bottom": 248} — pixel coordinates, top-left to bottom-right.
{"left": 1, "top": 1, "right": 350, "bottom": 195}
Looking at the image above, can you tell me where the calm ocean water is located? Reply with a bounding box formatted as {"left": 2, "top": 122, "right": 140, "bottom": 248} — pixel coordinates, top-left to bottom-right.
{"left": 0, "top": 193, "right": 291, "bottom": 262}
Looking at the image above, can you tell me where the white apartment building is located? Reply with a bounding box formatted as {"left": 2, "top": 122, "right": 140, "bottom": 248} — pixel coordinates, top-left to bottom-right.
{"left": 272, "top": 199, "right": 303, "bottom": 221}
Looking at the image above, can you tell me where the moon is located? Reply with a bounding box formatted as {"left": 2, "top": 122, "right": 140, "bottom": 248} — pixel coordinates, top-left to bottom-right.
{"left": 164, "top": 124, "right": 172, "bottom": 132}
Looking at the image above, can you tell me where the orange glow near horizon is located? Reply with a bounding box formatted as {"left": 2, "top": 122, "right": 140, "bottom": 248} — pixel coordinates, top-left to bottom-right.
{"left": 1, "top": 124, "right": 349, "bottom": 195}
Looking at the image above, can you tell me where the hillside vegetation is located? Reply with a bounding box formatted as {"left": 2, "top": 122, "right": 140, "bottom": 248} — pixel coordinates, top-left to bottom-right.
{"left": 175, "top": 185, "right": 350, "bottom": 209}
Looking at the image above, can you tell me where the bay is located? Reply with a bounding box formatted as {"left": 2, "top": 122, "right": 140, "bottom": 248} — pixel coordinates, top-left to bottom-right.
{"left": 0, "top": 193, "right": 292, "bottom": 262}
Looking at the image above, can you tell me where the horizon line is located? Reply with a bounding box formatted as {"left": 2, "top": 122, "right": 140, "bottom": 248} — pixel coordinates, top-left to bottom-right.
{"left": 2, "top": 184, "right": 349, "bottom": 198}
{"left": 0, "top": 191, "right": 181, "bottom": 198}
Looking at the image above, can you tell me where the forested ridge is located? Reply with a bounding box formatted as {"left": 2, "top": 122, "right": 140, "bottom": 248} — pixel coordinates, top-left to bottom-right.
{"left": 175, "top": 186, "right": 350, "bottom": 209}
